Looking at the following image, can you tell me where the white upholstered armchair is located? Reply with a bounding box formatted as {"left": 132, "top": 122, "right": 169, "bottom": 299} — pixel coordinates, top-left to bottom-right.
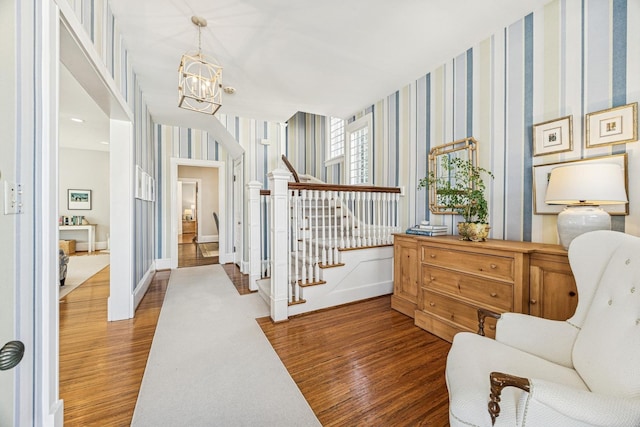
{"left": 445, "top": 230, "right": 640, "bottom": 426}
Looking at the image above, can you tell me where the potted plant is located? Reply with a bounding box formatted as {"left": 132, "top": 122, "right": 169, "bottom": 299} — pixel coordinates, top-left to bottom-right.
{"left": 418, "top": 156, "right": 494, "bottom": 241}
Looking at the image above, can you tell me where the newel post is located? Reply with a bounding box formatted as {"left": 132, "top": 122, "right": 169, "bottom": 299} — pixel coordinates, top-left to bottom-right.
{"left": 268, "top": 168, "right": 291, "bottom": 321}
{"left": 247, "top": 181, "right": 262, "bottom": 291}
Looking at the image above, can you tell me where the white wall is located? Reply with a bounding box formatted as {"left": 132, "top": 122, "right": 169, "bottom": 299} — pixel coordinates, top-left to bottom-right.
{"left": 178, "top": 165, "right": 219, "bottom": 239}
{"left": 59, "top": 147, "right": 110, "bottom": 248}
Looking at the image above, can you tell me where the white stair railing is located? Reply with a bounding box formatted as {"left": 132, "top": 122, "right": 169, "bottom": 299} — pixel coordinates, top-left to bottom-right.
{"left": 249, "top": 172, "right": 402, "bottom": 321}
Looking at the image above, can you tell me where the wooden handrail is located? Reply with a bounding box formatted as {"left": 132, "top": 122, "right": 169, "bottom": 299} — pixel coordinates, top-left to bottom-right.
{"left": 260, "top": 190, "right": 271, "bottom": 196}
{"left": 288, "top": 182, "right": 401, "bottom": 193}
{"left": 281, "top": 155, "right": 300, "bottom": 183}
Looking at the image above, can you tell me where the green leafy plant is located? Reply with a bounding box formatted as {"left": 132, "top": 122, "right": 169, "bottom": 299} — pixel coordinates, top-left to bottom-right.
{"left": 418, "top": 156, "right": 494, "bottom": 223}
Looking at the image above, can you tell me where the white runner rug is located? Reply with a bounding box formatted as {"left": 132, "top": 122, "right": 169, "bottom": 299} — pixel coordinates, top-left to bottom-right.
{"left": 60, "top": 253, "right": 110, "bottom": 299}
{"left": 132, "top": 265, "right": 320, "bottom": 427}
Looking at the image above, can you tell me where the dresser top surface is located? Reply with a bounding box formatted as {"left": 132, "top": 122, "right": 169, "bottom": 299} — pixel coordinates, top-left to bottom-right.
{"left": 394, "top": 233, "right": 566, "bottom": 256}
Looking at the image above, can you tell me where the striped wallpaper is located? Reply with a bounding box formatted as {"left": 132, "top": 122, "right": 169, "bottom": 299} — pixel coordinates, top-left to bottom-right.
{"left": 343, "top": 0, "right": 640, "bottom": 244}
{"left": 64, "top": 0, "right": 156, "bottom": 288}
{"left": 155, "top": 116, "right": 285, "bottom": 259}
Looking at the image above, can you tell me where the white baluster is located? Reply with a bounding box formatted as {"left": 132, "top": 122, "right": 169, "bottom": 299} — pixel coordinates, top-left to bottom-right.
{"left": 321, "top": 189, "right": 327, "bottom": 266}
{"left": 365, "top": 192, "right": 371, "bottom": 246}
{"left": 383, "top": 193, "right": 390, "bottom": 244}
{"left": 306, "top": 189, "right": 314, "bottom": 282}
{"left": 333, "top": 190, "right": 339, "bottom": 262}
{"left": 353, "top": 191, "right": 362, "bottom": 248}
{"left": 327, "top": 191, "right": 334, "bottom": 265}
{"left": 338, "top": 191, "right": 345, "bottom": 249}
{"left": 314, "top": 190, "right": 320, "bottom": 280}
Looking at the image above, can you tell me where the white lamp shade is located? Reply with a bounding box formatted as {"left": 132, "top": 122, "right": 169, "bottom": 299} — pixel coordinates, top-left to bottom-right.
{"left": 545, "top": 163, "right": 627, "bottom": 249}
{"left": 545, "top": 163, "right": 627, "bottom": 205}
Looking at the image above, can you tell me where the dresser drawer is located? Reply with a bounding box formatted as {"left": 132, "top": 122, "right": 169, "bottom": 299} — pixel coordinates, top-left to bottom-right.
{"left": 422, "top": 265, "right": 513, "bottom": 311}
{"left": 422, "top": 245, "right": 514, "bottom": 282}
{"left": 419, "top": 289, "right": 498, "bottom": 338}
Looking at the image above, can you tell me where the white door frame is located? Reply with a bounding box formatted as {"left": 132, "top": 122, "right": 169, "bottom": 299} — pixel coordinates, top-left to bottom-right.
{"left": 170, "top": 158, "right": 226, "bottom": 268}
{"left": 233, "top": 158, "right": 244, "bottom": 268}
{"left": 178, "top": 178, "right": 202, "bottom": 240}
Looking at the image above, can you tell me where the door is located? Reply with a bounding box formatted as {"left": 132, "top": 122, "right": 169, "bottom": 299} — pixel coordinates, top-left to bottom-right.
{"left": 1, "top": 0, "right": 41, "bottom": 423}
{"left": 233, "top": 159, "right": 243, "bottom": 266}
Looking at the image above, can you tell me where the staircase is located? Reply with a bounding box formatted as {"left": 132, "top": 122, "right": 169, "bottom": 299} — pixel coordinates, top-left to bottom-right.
{"left": 248, "top": 167, "right": 401, "bottom": 321}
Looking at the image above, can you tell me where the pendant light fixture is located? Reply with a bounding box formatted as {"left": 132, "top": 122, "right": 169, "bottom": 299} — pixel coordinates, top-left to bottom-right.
{"left": 178, "top": 16, "right": 223, "bottom": 115}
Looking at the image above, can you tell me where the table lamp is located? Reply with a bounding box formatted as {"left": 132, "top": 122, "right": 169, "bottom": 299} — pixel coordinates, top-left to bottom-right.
{"left": 184, "top": 209, "right": 193, "bottom": 220}
{"left": 545, "top": 163, "right": 627, "bottom": 249}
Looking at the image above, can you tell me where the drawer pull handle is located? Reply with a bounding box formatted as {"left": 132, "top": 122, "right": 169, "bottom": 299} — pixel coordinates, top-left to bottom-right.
{"left": 490, "top": 264, "right": 497, "bottom": 269}
{"left": 569, "top": 291, "right": 576, "bottom": 297}
{"left": 429, "top": 302, "right": 436, "bottom": 307}
{"left": 489, "top": 325, "right": 496, "bottom": 330}
{"left": 530, "top": 299, "right": 537, "bottom": 305}
{"left": 490, "top": 292, "right": 497, "bottom": 298}
{"left": 430, "top": 254, "right": 436, "bottom": 258}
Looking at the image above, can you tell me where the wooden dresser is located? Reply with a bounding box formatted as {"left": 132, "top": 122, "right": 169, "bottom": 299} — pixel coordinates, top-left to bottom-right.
{"left": 392, "top": 234, "right": 577, "bottom": 343}
{"left": 182, "top": 220, "right": 197, "bottom": 234}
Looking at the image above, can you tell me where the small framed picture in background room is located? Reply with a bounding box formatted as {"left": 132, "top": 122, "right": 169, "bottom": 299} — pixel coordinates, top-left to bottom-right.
{"left": 532, "top": 115, "right": 573, "bottom": 156}
{"left": 68, "top": 189, "right": 92, "bottom": 210}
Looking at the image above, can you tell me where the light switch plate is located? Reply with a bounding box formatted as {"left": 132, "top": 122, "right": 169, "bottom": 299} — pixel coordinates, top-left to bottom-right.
{"left": 4, "top": 181, "right": 23, "bottom": 215}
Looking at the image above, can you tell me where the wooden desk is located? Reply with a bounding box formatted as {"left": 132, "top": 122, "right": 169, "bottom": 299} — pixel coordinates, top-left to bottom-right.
{"left": 59, "top": 225, "right": 96, "bottom": 253}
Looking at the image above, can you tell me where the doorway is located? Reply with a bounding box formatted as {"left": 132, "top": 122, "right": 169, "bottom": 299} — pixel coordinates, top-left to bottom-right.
{"left": 170, "top": 158, "right": 226, "bottom": 269}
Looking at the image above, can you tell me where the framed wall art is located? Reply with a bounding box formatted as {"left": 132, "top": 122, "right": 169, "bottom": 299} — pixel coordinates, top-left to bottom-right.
{"left": 585, "top": 102, "right": 637, "bottom": 148}
{"left": 532, "top": 153, "right": 628, "bottom": 215}
{"left": 68, "top": 189, "right": 92, "bottom": 210}
{"left": 532, "top": 115, "right": 573, "bottom": 156}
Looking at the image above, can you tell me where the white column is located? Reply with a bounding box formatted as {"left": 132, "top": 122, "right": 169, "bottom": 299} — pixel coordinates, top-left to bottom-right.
{"left": 109, "top": 119, "right": 134, "bottom": 321}
{"left": 247, "top": 181, "right": 262, "bottom": 291}
{"left": 268, "top": 168, "right": 291, "bottom": 321}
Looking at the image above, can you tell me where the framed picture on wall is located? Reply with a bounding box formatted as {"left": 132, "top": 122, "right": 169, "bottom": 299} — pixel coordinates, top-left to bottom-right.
{"left": 68, "top": 189, "right": 92, "bottom": 210}
{"left": 532, "top": 115, "right": 573, "bottom": 156}
{"left": 135, "top": 165, "right": 144, "bottom": 199}
{"left": 532, "top": 153, "right": 628, "bottom": 215}
{"left": 585, "top": 102, "right": 637, "bottom": 148}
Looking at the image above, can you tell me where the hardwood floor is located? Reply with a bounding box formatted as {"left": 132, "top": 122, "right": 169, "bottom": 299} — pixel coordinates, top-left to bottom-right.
{"left": 222, "top": 262, "right": 254, "bottom": 295}
{"left": 60, "top": 265, "right": 450, "bottom": 426}
{"left": 178, "top": 238, "right": 218, "bottom": 267}
{"left": 257, "top": 296, "right": 451, "bottom": 427}
{"left": 59, "top": 267, "right": 170, "bottom": 426}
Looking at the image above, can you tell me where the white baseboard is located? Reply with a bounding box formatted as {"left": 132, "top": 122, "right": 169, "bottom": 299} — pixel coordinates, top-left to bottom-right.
{"left": 198, "top": 234, "right": 219, "bottom": 243}
{"left": 73, "top": 241, "right": 108, "bottom": 252}
{"left": 155, "top": 258, "right": 171, "bottom": 270}
{"left": 241, "top": 260, "right": 249, "bottom": 274}
{"left": 219, "top": 252, "right": 234, "bottom": 264}
{"left": 133, "top": 263, "right": 156, "bottom": 310}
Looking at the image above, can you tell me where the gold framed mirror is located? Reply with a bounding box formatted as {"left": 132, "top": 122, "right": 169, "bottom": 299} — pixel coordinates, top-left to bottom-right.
{"left": 427, "top": 137, "right": 478, "bottom": 215}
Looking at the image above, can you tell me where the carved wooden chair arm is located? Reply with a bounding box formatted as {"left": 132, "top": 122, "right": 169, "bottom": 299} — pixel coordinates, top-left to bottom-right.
{"left": 488, "top": 372, "right": 531, "bottom": 425}
{"left": 477, "top": 308, "right": 501, "bottom": 336}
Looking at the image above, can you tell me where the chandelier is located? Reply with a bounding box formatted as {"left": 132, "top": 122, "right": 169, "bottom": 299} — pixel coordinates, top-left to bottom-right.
{"left": 178, "top": 16, "right": 223, "bottom": 115}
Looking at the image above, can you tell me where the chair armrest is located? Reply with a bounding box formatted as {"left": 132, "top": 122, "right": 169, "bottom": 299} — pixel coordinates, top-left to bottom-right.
{"left": 521, "top": 379, "right": 640, "bottom": 426}
{"left": 477, "top": 308, "right": 501, "bottom": 336}
{"left": 488, "top": 372, "right": 530, "bottom": 425}
{"left": 495, "top": 313, "right": 579, "bottom": 368}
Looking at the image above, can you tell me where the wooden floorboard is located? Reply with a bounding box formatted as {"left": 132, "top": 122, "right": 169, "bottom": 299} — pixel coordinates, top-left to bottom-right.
{"left": 257, "top": 296, "right": 451, "bottom": 427}
{"left": 59, "top": 267, "right": 170, "bottom": 427}
{"left": 178, "top": 240, "right": 219, "bottom": 267}
{"left": 221, "top": 262, "right": 255, "bottom": 295}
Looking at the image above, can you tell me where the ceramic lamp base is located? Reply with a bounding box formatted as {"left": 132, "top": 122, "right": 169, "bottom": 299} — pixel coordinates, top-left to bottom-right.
{"left": 557, "top": 205, "right": 610, "bottom": 249}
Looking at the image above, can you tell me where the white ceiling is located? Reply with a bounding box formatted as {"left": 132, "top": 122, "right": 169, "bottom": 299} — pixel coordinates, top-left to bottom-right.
{"left": 105, "top": 0, "right": 553, "bottom": 124}
{"left": 59, "top": 64, "right": 110, "bottom": 151}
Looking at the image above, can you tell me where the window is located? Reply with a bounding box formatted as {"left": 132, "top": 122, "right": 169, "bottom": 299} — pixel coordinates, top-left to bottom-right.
{"left": 345, "top": 113, "right": 372, "bottom": 185}
{"left": 328, "top": 117, "right": 344, "bottom": 160}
